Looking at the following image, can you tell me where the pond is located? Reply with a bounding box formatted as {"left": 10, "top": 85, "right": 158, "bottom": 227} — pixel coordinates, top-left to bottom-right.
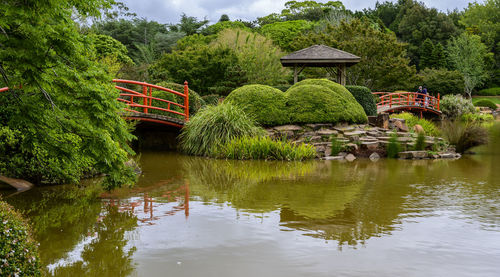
{"left": 2, "top": 124, "right": 500, "bottom": 276}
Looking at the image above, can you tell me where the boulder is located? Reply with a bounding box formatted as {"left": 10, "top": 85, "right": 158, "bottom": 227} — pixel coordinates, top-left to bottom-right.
{"left": 345, "top": 154, "right": 357, "bottom": 162}
{"left": 369, "top": 152, "right": 381, "bottom": 162}
{"left": 274, "top": 125, "right": 303, "bottom": 132}
{"left": 413, "top": 124, "right": 425, "bottom": 134}
{"left": 322, "top": 156, "right": 344, "bottom": 161}
{"left": 368, "top": 113, "right": 389, "bottom": 129}
{"left": 344, "top": 143, "right": 359, "bottom": 152}
{"left": 317, "top": 129, "right": 338, "bottom": 136}
{"left": 361, "top": 142, "right": 379, "bottom": 151}
{"left": 306, "top": 123, "right": 332, "bottom": 130}
{"left": 0, "top": 175, "right": 34, "bottom": 191}
{"left": 398, "top": 151, "right": 428, "bottom": 159}
{"left": 394, "top": 120, "right": 409, "bottom": 132}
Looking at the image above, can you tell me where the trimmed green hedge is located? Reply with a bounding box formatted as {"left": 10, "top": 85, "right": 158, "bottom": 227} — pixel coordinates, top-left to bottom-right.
{"left": 285, "top": 79, "right": 368, "bottom": 123}
{"left": 0, "top": 200, "right": 41, "bottom": 276}
{"left": 474, "top": 99, "right": 497, "bottom": 110}
{"left": 285, "top": 84, "right": 366, "bottom": 124}
{"left": 346, "top": 85, "right": 377, "bottom": 116}
{"left": 225, "top": 85, "right": 289, "bottom": 126}
{"left": 475, "top": 87, "right": 500, "bottom": 96}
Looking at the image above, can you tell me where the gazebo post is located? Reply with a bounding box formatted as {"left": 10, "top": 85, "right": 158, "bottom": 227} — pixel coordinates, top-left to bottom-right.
{"left": 294, "top": 64, "right": 298, "bottom": 84}
{"left": 337, "top": 63, "right": 346, "bottom": 86}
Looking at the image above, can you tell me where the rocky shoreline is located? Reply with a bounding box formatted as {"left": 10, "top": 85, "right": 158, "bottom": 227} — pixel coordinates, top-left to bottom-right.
{"left": 265, "top": 115, "right": 460, "bottom": 161}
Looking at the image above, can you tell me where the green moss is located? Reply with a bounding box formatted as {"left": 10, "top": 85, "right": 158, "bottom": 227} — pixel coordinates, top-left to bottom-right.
{"left": 0, "top": 200, "right": 41, "bottom": 276}
{"left": 285, "top": 84, "right": 367, "bottom": 124}
{"left": 346, "top": 85, "right": 377, "bottom": 116}
{"left": 288, "top": 79, "right": 367, "bottom": 123}
{"left": 225, "top": 84, "right": 289, "bottom": 126}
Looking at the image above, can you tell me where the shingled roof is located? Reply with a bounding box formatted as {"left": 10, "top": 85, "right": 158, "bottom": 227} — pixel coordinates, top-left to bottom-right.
{"left": 280, "top": 45, "right": 360, "bottom": 67}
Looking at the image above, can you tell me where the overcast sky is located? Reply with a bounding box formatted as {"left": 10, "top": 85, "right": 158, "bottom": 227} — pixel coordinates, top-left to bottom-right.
{"left": 119, "top": 0, "right": 479, "bottom": 25}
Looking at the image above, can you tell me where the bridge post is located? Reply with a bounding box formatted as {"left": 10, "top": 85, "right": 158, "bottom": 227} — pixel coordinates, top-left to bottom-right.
{"left": 142, "top": 85, "right": 148, "bottom": 114}
{"left": 437, "top": 93, "right": 440, "bottom": 111}
{"left": 184, "top": 81, "right": 189, "bottom": 121}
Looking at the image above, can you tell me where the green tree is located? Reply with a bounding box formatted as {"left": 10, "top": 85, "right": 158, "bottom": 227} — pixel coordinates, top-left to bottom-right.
{"left": 430, "top": 42, "right": 447, "bottom": 69}
{"left": 172, "top": 13, "right": 209, "bottom": 35}
{"left": 419, "top": 68, "right": 464, "bottom": 95}
{"left": 292, "top": 19, "right": 417, "bottom": 91}
{"left": 447, "top": 33, "right": 491, "bottom": 97}
{"left": 419, "top": 38, "right": 434, "bottom": 69}
{"left": 260, "top": 20, "right": 314, "bottom": 52}
{"left": 219, "top": 14, "right": 230, "bottom": 22}
{"left": 0, "top": 0, "right": 136, "bottom": 189}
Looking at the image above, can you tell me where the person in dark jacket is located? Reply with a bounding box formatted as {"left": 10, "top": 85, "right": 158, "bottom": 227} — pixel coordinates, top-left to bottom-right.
{"left": 416, "top": 86, "right": 423, "bottom": 106}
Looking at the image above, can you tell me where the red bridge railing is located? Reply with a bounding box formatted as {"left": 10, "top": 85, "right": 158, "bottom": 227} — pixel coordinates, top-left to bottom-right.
{"left": 373, "top": 91, "right": 440, "bottom": 113}
{"left": 0, "top": 87, "right": 8, "bottom": 93}
{"left": 113, "top": 79, "right": 189, "bottom": 122}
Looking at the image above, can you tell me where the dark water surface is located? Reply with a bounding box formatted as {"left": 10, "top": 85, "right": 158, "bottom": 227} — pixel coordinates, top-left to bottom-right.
{"left": 3, "top": 126, "right": 500, "bottom": 277}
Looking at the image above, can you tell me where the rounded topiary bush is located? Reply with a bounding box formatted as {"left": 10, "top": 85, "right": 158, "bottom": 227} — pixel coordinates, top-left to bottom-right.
{"left": 179, "top": 103, "right": 265, "bottom": 156}
{"left": 285, "top": 85, "right": 366, "bottom": 124}
{"left": 346, "top": 85, "right": 377, "bottom": 116}
{"left": 474, "top": 99, "right": 498, "bottom": 110}
{"left": 0, "top": 200, "right": 41, "bottom": 276}
{"left": 225, "top": 84, "right": 289, "bottom": 126}
{"left": 288, "top": 79, "right": 367, "bottom": 123}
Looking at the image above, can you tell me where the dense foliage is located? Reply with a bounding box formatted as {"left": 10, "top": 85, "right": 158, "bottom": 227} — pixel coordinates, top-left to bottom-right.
{"left": 476, "top": 87, "right": 500, "bottom": 96}
{"left": 419, "top": 68, "right": 465, "bottom": 96}
{"left": 292, "top": 19, "right": 417, "bottom": 91}
{"left": 474, "top": 99, "right": 498, "bottom": 110}
{"left": 0, "top": 0, "right": 136, "bottom": 189}
{"left": 440, "top": 95, "right": 476, "bottom": 119}
{"left": 0, "top": 200, "right": 41, "bottom": 276}
{"left": 260, "top": 20, "right": 315, "bottom": 51}
{"left": 345, "top": 85, "right": 377, "bottom": 116}
{"left": 179, "top": 103, "right": 265, "bottom": 156}
{"left": 285, "top": 84, "right": 366, "bottom": 124}
{"left": 390, "top": 112, "right": 439, "bottom": 136}
{"left": 441, "top": 121, "right": 489, "bottom": 153}
{"left": 219, "top": 136, "right": 316, "bottom": 161}
{"left": 225, "top": 85, "right": 289, "bottom": 126}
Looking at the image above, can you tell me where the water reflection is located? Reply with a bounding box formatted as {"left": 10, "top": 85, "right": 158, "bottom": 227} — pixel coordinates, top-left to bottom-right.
{"left": 1, "top": 122, "right": 498, "bottom": 276}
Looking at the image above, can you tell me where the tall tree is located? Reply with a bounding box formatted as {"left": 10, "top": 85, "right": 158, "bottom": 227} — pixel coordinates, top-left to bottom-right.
{"left": 419, "top": 38, "right": 434, "bottom": 70}
{"left": 447, "top": 33, "right": 491, "bottom": 97}
{"left": 292, "top": 19, "right": 417, "bottom": 91}
{"left": 0, "top": 0, "right": 136, "bottom": 188}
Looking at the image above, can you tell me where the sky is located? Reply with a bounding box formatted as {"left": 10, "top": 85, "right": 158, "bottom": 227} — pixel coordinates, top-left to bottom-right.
{"left": 119, "top": 0, "right": 480, "bottom": 25}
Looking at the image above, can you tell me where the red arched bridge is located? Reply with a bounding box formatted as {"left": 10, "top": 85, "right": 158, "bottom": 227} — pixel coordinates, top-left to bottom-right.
{"left": 113, "top": 79, "right": 189, "bottom": 128}
{"left": 1, "top": 80, "right": 190, "bottom": 128}
{"left": 372, "top": 91, "right": 441, "bottom": 117}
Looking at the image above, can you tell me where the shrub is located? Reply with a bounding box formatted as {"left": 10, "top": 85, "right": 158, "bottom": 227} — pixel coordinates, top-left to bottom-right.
{"left": 461, "top": 113, "right": 495, "bottom": 124}
{"left": 414, "top": 132, "right": 426, "bottom": 151}
{"left": 225, "top": 84, "right": 289, "bottom": 126}
{"left": 346, "top": 85, "right": 377, "bottom": 116}
{"left": 330, "top": 136, "right": 345, "bottom": 156}
{"left": 179, "top": 103, "right": 265, "bottom": 156}
{"left": 218, "top": 136, "right": 316, "bottom": 161}
{"left": 440, "top": 94, "right": 476, "bottom": 119}
{"left": 390, "top": 112, "right": 440, "bottom": 136}
{"left": 387, "top": 134, "right": 401, "bottom": 158}
{"left": 441, "top": 121, "right": 489, "bottom": 153}
{"left": 475, "top": 87, "right": 500, "bottom": 96}
{"left": 474, "top": 99, "right": 497, "bottom": 110}
{"left": 419, "top": 68, "right": 464, "bottom": 95}
{"left": 0, "top": 200, "right": 41, "bottom": 276}
{"left": 286, "top": 82, "right": 367, "bottom": 124}
{"left": 201, "top": 94, "right": 220, "bottom": 106}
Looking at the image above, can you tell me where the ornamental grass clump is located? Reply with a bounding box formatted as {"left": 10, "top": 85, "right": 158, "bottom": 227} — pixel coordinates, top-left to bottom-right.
{"left": 414, "top": 132, "right": 426, "bottom": 151}
{"left": 225, "top": 84, "right": 289, "bottom": 126}
{"left": 179, "top": 103, "right": 265, "bottom": 156}
{"left": 0, "top": 200, "right": 41, "bottom": 276}
{"left": 441, "top": 121, "right": 489, "bottom": 153}
{"left": 219, "top": 136, "right": 316, "bottom": 161}
{"left": 387, "top": 134, "right": 401, "bottom": 158}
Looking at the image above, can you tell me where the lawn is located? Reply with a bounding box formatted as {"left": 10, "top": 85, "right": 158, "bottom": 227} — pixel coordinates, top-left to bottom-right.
{"left": 472, "top": 96, "right": 500, "bottom": 105}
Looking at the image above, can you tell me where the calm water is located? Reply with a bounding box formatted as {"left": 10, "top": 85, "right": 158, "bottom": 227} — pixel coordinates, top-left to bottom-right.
{"left": 2, "top": 125, "right": 500, "bottom": 277}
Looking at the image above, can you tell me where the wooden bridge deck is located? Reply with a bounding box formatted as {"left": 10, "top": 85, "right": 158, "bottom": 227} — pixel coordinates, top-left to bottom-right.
{"left": 123, "top": 112, "right": 185, "bottom": 128}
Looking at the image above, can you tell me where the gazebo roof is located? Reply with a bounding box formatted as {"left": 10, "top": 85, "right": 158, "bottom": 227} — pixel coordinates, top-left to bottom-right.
{"left": 280, "top": 45, "right": 360, "bottom": 67}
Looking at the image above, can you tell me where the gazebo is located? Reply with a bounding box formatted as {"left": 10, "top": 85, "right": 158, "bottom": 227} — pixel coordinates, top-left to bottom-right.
{"left": 280, "top": 44, "right": 360, "bottom": 85}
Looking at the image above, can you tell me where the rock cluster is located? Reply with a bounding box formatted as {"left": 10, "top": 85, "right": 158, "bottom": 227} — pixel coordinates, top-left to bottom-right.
{"left": 265, "top": 116, "right": 459, "bottom": 161}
